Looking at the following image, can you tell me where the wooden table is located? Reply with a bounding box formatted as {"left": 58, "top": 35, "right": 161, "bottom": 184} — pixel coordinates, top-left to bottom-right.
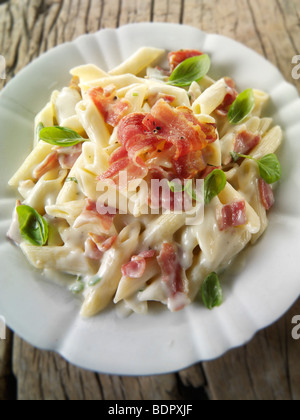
{"left": 0, "top": 0, "right": 300, "bottom": 401}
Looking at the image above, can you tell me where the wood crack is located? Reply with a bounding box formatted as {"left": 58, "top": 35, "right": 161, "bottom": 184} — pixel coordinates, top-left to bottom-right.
{"left": 246, "top": 0, "right": 268, "bottom": 58}
{"left": 275, "top": 0, "right": 298, "bottom": 54}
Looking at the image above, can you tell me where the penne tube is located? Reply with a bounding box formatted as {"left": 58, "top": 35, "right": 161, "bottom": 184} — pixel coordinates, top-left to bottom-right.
{"left": 80, "top": 223, "right": 141, "bottom": 317}
{"left": 7, "top": 46, "right": 284, "bottom": 318}
{"left": 109, "top": 47, "right": 165, "bottom": 76}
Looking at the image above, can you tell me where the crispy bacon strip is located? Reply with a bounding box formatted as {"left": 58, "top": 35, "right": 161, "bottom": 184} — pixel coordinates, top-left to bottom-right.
{"left": 117, "top": 113, "right": 160, "bottom": 163}
{"left": 172, "top": 150, "right": 207, "bottom": 179}
{"left": 98, "top": 99, "right": 217, "bottom": 182}
{"left": 142, "top": 100, "right": 212, "bottom": 159}
{"left": 89, "top": 86, "right": 131, "bottom": 127}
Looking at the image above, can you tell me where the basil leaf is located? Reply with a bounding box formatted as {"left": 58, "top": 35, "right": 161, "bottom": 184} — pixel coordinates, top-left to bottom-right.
{"left": 168, "top": 54, "right": 211, "bottom": 87}
{"left": 167, "top": 180, "right": 185, "bottom": 193}
{"left": 16, "top": 205, "right": 48, "bottom": 246}
{"left": 201, "top": 272, "right": 223, "bottom": 310}
{"left": 228, "top": 88, "right": 255, "bottom": 124}
{"left": 39, "top": 126, "right": 86, "bottom": 147}
{"left": 230, "top": 152, "right": 281, "bottom": 184}
{"left": 185, "top": 179, "right": 203, "bottom": 202}
{"left": 204, "top": 169, "right": 227, "bottom": 205}
{"left": 167, "top": 180, "right": 203, "bottom": 202}
{"left": 257, "top": 154, "right": 281, "bottom": 184}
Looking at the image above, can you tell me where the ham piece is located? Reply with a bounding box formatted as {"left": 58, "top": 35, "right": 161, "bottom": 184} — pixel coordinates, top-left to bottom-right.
{"left": 157, "top": 243, "right": 189, "bottom": 312}
{"left": 168, "top": 49, "right": 203, "bottom": 73}
{"left": 218, "top": 200, "right": 247, "bottom": 231}
{"left": 259, "top": 178, "right": 275, "bottom": 210}
{"left": 121, "top": 250, "right": 157, "bottom": 278}
{"left": 234, "top": 130, "right": 260, "bottom": 155}
{"left": 74, "top": 199, "right": 116, "bottom": 233}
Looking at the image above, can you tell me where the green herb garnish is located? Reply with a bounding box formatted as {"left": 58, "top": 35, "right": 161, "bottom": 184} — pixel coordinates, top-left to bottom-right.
{"left": 167, "top": 180, "right": 185, "bottom": 193}
{"left": 16, "top": 205, "right": 48, "bottom": 246}
{"left": 201, "top": 272, "right": 223, "bottom": 310}
{"left": 204, "top": 169, "right": 227, "bottom": 204}
{"left": 185, "top": 179, "right": 203, "bottom": 203}
{"left": 36, "top": 122, "right": 45, "bottom": 138}
{"left": 167, "top": 179, "right": 202, "bottom": 202}
{"left": 231, "top": 152, "right": 281, "bottom": 184}
{"left": 70, "top": 278, "right": 85, "bottom": 294}
{"left": 39, "top": 126, "right": 86, "bottom": 147}
{"left": 167, "top": 170, "right": 226, "bottom": 205}
{"left": 66, "top": 177, "right": 78, "bottom": 184}
{"left": 88, "top": 277, "right": 102, "bottom": 287}
{"left": 168, "top": 54, "right": 211, "bottom": 87}
{"left": 228, "top": 88, "right": 255, "bottom": 124}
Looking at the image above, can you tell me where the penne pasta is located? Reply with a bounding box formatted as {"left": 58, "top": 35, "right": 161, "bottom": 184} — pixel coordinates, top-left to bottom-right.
{"left": 192, "top": 78, "right": 228, "bottom": 115}
{"left": 80, "top": 223, "right": 141, "bottom": 317}
{"left": 109, "top": 47, "right": 165, "bottom": 76}
{"left": 7, "top": 47, "right": 283, "bottom": 318}
{"left": 251, "top": 126, "right": 283, "bottom": 159}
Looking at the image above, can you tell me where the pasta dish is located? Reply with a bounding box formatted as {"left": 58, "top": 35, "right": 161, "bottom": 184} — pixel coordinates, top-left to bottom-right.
{"left": 7, "top": 47, "right": 283, "bottom": 317}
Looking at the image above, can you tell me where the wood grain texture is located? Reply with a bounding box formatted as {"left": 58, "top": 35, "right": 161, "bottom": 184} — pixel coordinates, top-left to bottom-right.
{"left": 0, "top": 0, "right": 300, "bottom": 400}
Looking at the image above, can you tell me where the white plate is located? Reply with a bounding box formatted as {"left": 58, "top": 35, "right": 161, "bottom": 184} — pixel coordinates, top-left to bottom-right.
{"left": 1, "top": 23, "right": 300, "bottom": 375}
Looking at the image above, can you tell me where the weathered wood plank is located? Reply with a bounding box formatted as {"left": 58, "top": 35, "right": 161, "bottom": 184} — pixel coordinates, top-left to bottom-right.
{"left": 203, "top": 299, "right": 300, "bottom": 400}
{"left": 182, "top": 0, "right": 300, "bottom": 89}
{"left": 0, "top": 328, "right": 16, "bottom": 400}
{"left": 13, "top": 335, "right": 103, "bottom": 400}
{"left": 119, "top": 0, "right": 153, "bottom": 26}
{"left": 12, "top": 334, "right": 205, "bottom": 400}
{"left": 245, "top": 0, "right": 300, "bottom": 85}
{"left": 152, "top": 0, "right": 183, "bottom": 23}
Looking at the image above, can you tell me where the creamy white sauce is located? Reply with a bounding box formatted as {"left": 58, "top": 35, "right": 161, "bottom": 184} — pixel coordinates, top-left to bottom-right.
{"left": 55, "top": 87, "right": 82, "bottom": 125}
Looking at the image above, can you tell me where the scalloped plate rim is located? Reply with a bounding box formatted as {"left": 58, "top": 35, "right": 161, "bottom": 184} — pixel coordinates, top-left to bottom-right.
{"left": 0, "top": 23, "right": 300, "bottom": 376}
